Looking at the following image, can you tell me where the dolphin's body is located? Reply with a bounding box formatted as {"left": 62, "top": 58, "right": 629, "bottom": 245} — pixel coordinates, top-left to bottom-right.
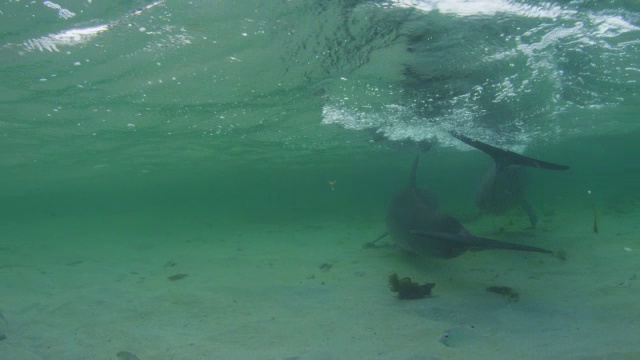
{"left": 450, "top": 132, "right": 569, "bottom": 227}
{"left": 386, "top": 156, "right": 552, "bottom": 259}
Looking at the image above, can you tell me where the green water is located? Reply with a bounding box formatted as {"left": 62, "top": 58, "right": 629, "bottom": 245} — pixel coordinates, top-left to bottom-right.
{"left": 2, "top": 0, "right": 640, "bottom": 358}
{"left": 1, "top": 0, "right": 639, "bottom": 213}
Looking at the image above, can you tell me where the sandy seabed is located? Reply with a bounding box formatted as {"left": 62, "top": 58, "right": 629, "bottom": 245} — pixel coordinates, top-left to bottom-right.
{"left": 1, "top": 205, "right": 639, "bottom": 360}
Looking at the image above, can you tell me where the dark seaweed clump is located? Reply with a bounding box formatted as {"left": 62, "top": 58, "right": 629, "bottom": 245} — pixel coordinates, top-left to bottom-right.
{"left": 388, "top": 273, "right": 435, "bottom": 300}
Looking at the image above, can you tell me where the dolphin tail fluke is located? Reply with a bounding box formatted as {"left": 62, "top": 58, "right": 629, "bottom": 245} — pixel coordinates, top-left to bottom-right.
{"left": 450, "top": 131, "right": 569, "bottom": 171}
{"left": 411, "top": 230, "right": 552, "bottom": 254}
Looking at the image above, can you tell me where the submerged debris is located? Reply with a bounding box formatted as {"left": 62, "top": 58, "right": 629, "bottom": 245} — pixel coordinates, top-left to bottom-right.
{"left": 486, "top": 286, "right": 519, "bottom": 302}
{"left": 388, "top": 273, "right": 435, "bottom": 300}
{"left": 439, "top": 325, "right": 477, "bottom": 347}
{"left": 319, "top": 263, "right": 333, "bottom": 272}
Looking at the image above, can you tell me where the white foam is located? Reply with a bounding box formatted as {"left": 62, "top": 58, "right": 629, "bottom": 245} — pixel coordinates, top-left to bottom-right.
{"left": 591, "top": 14, "right": 640, "bottom": 38}
{"left": 387, "top": 0, "right": 640, "bottom": 43}
{"left": 384, "top": 0, "right": 564, "bottom": 18}
{"left": 24, "top": 24, "right": 109, "bottom": 52}
{"left": 43, "top": 1, "right": 76, "bottom": 20}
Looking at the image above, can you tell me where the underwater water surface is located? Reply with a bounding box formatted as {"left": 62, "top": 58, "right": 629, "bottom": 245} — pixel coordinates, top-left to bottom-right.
{"left": 1, "top": 0, "right": 640, "bottom": 359}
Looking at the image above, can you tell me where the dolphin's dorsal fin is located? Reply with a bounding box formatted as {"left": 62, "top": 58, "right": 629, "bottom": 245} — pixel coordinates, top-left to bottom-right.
{"left": 409, "top": 155, "right": 420, "bottom": 190}
{"left": 450, "top": 131, "right": 569, "bottom": 171}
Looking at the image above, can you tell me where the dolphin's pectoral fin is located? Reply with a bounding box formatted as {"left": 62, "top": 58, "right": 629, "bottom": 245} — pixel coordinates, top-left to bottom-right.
{"left": 362, "top": 231, "right": 389, "bottom": 249}
{"left": 519, "top": 199, "right": 538, "bottom": 228}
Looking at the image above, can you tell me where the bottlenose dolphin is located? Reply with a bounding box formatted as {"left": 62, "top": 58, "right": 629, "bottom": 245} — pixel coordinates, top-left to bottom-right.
{"left": 450, "top": 131, "right": 569, "bottom": 227}
{"left": 385, "top": 155, "right": 552, "bottom": 259}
